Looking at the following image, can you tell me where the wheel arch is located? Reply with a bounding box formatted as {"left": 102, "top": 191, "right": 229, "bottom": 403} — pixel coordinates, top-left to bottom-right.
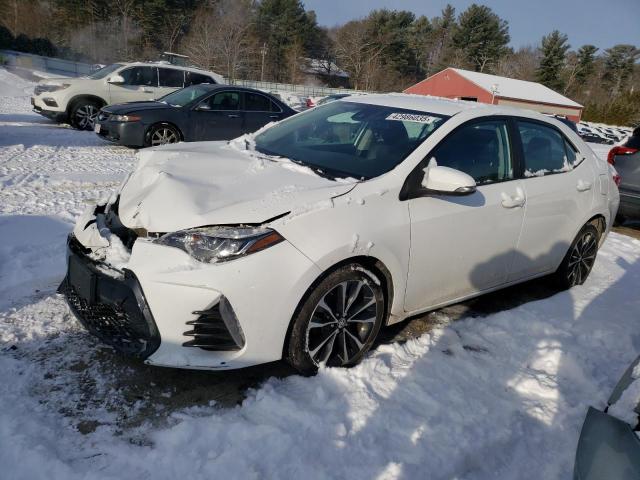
{"left": 281, "top": 255, "right": 394, "bottom": 359}
{"left": 586, "top": 213, "right": 606, "bottom": 245}
{"left": 144, "top": 121, "right": 184, "bottom": 146}
{"left": 66, "top": 94, "right": 107, "bottom": 115}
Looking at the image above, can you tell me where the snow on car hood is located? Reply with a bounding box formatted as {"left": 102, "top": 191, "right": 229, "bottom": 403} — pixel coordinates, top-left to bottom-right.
{"left": 117, "top": 141, "right": 357, "bottom": 232}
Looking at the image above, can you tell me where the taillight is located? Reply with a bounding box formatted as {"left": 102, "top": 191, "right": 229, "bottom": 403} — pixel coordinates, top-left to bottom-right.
{"left": 607, "top": 146, "right": 638, "bottom": 165}
{"left": 613, "top": 173, "right": 622, "bottom": 187}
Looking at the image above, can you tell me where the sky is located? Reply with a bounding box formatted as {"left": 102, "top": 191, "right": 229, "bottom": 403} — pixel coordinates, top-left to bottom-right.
{"left": 302, "top": 0, "right": 640, "bottom": 51}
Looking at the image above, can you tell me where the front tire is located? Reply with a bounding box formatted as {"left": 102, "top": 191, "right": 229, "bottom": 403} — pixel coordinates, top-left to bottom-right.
{"left": 145, "top": 124, "right": 181, "bottom": 147}
{"left": 70, "top": 100, "right": 100, "bottom": 130}
{"left": 553, "top": 223, "right": 600, "bottom": 289}
{"left": 286, "top": 264, "right": 385, "bottom": 374}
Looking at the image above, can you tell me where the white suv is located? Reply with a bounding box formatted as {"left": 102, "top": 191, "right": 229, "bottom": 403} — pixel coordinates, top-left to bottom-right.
{"left": 31, "top": 62, "right": 223, "bottom": 130}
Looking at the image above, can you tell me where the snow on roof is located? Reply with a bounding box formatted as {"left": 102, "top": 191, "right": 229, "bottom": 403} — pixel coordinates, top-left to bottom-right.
{"left": 302, "top": 58, "right": 349, "bottom": 78}
{"left": 346, "top": 92, "right": 482, "bottom": 116}
{"left": 450, "top": 68, "right": 583, "bottom": 109}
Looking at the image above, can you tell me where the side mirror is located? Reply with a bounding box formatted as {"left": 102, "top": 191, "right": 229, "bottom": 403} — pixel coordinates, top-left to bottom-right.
{"left": 107, "top": 74, "right": 125, "bottom": 85}
{"left": 421, "top": 165, "right": 476, "bottom": 195}
{"left": 195, "top": 102, "right": 211, "bottom": 111}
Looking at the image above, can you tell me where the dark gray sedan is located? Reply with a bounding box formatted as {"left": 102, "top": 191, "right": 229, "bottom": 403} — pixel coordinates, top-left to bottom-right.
{"left": 574, "top": 355, "right": 640, "bottom": 479}
{"left": 94, "top": 85, "right": 296, "bottom": 148}
{"left": 609, "top": 127, "right": 640, "bottom": 221}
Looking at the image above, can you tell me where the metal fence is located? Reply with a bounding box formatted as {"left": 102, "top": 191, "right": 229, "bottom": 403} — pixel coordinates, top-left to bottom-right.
{"left": 0, "top": 50, "right": 93, "bottom": 77}
{"left": 226, "top": 78, "right": 367, "bottom": 97}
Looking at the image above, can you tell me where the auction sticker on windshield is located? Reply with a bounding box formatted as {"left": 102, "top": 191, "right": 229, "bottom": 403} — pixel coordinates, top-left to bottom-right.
{"left": 386, "top": 113, "right": 438, "bottom": 124}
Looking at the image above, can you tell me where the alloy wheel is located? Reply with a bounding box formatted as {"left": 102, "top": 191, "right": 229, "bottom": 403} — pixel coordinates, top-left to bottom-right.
{"left": 567, "top": 230, "right": 598, "bottom": 286}
{"left": 305, "top": 279, "right": 379, "bottom": 366}
{"left": 75, "top": 104, "right": 98, "bottom": 130}
{"left": 150, "top": 127, "right": 179, "bottom": 146}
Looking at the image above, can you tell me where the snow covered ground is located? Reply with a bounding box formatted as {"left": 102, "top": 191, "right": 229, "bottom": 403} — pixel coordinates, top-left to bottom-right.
{"left": 1, "top": 67, "right": 639, "bottom": 479}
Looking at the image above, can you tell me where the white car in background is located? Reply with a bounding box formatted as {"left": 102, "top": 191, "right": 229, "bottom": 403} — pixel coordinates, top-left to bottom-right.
{"left": 31, "top": 62, "right": 223, "bottom": 130}
{"left": 60, "top": 95, "right": 619, "bottom": 373}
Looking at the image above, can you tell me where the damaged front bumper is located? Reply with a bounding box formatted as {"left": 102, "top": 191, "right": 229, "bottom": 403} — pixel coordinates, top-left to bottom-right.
{"left": 59, "top": 235, "right": 161, "bottom": 359}
{"left": 61, "top": 201, "right": 323, "bottom": 370}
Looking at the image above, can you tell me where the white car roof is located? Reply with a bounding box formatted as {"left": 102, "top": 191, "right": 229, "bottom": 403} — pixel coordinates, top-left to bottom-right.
{"left": 118, "top": 62, "right": 224, "bottom": 83}
{"left": 343, "top": 93, "right": 553, "bottom": 121}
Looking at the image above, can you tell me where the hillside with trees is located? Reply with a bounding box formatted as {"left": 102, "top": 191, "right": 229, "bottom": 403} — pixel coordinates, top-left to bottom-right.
{"left": 0, "top": 0, "right": 638, "bottom": 124}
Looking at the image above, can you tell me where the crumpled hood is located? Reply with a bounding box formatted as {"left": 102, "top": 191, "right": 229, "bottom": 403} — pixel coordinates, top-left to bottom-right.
{"left": 118, "top": 142, "right": 357, "bottom": 232}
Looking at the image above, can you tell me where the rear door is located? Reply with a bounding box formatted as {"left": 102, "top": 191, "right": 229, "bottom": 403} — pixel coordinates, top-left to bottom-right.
{"left": 508, "top": 119, "right": 595, "bottom": 281}
{"left": 404, "top": 118, "right": 526, "bottom": 312}
{"left": 108, "top": 66, "right": 159, "bottom": 104}
{"left": 190, "top": 90, "right": 244, "bottom": 141}
{"left": 157, "top": 67, "right": 185, "bottom": 98}
{"left": 243, "top": 91, "right": 283, "bottom": 134}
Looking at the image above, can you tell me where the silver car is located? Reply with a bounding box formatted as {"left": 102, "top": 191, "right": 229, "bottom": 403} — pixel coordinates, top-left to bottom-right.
{"left": 609, "top": 127, "right": 640, "bottom": 221}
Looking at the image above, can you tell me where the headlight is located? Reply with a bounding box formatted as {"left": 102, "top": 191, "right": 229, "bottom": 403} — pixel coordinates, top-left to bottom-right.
{"left": 154, "top": 226, "right": 284, "bottom": 263}
{"left": 111, "top": 114, "right": 141, "bottom": 122}
{"left": 34, "top": 84, "right": 70, "bottom": 95}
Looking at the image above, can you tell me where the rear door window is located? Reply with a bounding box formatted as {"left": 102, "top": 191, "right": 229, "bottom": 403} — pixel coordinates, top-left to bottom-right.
{"left": 430, "top": 120, "right": 513, "bottom": 185}
{"left": 185, "top": 72, "right": 214, "bottom": 86}
{"left": 158, "top": 68, "right": 184, "bottom": 88}
{"left": 518, "top": 121, "right": 574, "bottom": 176}
{"left": 244, "top": 92, "right": 273, "bottom": 112}
{"left": 120, "top": 66, "right": 158, "bottom": 86}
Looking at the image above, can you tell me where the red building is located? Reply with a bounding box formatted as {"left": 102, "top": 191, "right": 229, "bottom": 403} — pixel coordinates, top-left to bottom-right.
{"left": 404, "top": 67, "right": 583, "bottom": 122}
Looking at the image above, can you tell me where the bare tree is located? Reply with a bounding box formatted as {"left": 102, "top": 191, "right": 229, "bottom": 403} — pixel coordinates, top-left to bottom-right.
{"left": 182, "top": 0, "right": 253, "bottom": 81}
{"left": 334, "top": 20, "right": 384, "bottom": 90}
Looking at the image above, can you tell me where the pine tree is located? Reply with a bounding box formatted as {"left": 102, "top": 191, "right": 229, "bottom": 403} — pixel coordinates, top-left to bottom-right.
{"left": 536, "top": 30, "right": 570, "bottom": 91}
{"left": 428, "top": 4, "right": 457, "bottom": 74}
{"left": 602, "top": 44, "right": 639, "bottom": 96}
{"left": 255, "top": 0, "right": 321, "bottom": 82}
{"left": 452, "top": 4, "right": 510, "bottom": 72}
{"left": 575, "top": 45, "right": 598, "bottom": 84}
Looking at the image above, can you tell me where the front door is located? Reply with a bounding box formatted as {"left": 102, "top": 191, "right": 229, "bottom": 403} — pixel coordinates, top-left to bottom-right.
{"left": 108, "top": 66, "right": 159, "bottom": 104}
{"left": 404, "top": 118, "right": 525, "bottom": 312}
{"left": 190, "top": 91, "right": 244, "bottom": 141}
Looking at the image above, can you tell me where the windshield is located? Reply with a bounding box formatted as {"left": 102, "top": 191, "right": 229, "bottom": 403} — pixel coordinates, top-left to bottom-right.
{"left": 254, "top": 101, "right": 449, "bottom": 179}
{"left": 88, "top": 64, "right": 123, "bottom": 80}
{"left": 158, "top": 85, "right": 211, "bottom": 107}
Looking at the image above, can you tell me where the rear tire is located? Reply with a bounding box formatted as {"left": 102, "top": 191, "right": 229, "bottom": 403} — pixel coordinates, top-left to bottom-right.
{"left": 286, "top": 264, "right": 385, "bottom": 375}
{"left": 145, "top": 124, "right": 181, "bottom": 147}
{"left": 70, "top": 100, "right": 100, "bottom": 130}
{"left": 552, "top": 224, "right": 600, "bottom": 290}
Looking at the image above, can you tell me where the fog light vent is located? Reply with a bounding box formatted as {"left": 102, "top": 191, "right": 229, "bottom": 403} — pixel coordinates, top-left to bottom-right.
{"left": 182, "top": 297, "right": 244, "bottom": 351}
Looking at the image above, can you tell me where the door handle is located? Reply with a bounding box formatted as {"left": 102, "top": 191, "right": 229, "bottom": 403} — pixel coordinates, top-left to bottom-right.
{"left": 501, "top": 188, "right": 526, "bottom": 208}
{"left": 141, "top": 88, "right": 153, "bottom": 93}
{"left": 577, "top": 180, "right": 592, "bottom": 192}
{"left": 227, "top": 114, "right": 240, "bottom": 118}
{"left": 269, "top": 115, "right": 280, "bottom": 119}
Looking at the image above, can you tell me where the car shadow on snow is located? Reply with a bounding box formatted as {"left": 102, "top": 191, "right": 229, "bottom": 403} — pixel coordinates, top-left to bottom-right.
{"left": 315, "top": 243, "right": 640, "bottom": 479}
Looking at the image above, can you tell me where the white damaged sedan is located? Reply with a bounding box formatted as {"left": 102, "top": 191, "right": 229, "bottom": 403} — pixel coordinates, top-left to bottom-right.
{"left": 60, "top": 95, "right": 619, "bottom": 373}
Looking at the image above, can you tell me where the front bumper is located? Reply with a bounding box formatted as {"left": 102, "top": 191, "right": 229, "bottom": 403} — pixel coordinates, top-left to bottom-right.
{"left": 66, "top": 209, "right": 323, "bottom": 369}
{"left": 32, "top": 97, "right": 68, "bottom": 122}
{"left": 59, "top": 236, "right": 161, "bottom": 359}
{"left": 94, "top": 116, "right": 146, "bottom": 147}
